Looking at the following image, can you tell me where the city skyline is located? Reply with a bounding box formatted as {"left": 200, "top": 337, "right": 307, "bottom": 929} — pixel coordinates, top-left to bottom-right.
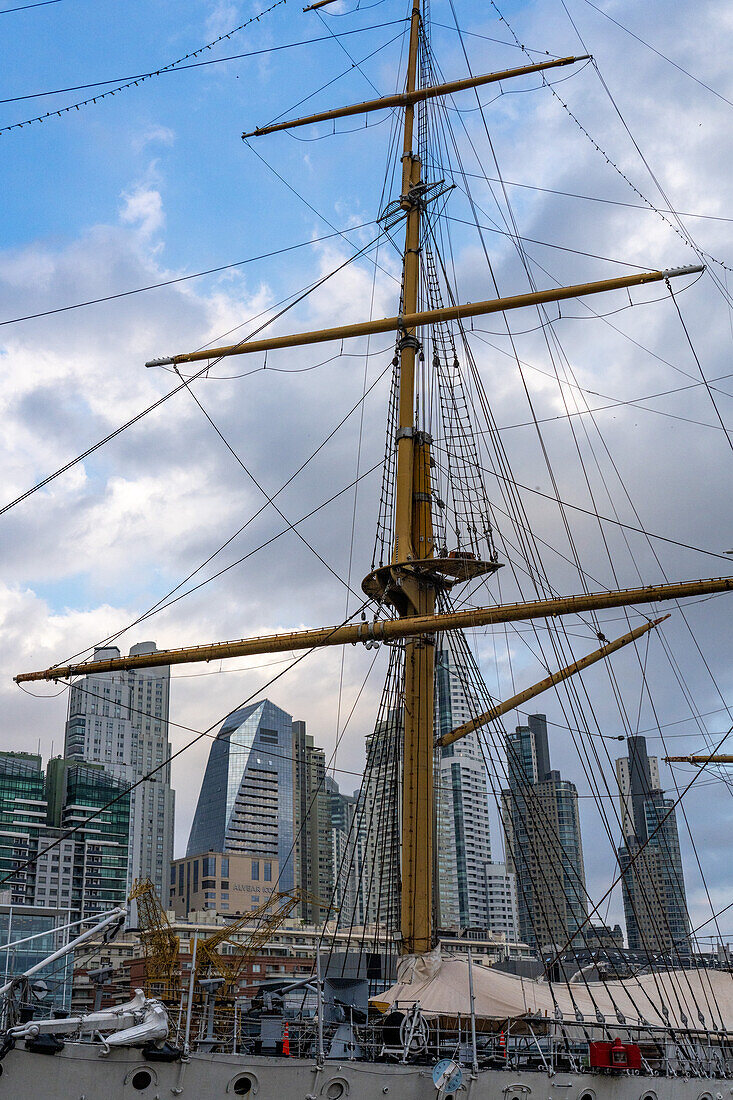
{"left": 2, "top": 0, "right": 732, "bottom": 949}
{"left": 3, "top": 649, "right": 697, "bottom": 954}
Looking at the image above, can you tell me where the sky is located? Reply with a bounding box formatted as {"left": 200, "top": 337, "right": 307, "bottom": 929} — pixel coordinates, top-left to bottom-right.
{"left": 2, "top": 0, "right": 733, "bottom": 942}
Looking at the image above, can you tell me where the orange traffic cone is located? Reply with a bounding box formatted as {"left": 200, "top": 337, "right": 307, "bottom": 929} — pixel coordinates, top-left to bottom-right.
{"left": 282, "top": 1020, "right": 290, "bottom": 1057}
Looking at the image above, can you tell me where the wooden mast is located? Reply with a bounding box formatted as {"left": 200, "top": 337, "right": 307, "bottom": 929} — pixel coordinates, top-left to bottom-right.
{"left": 390, "top": 0, "right": 435, "bottom": 957}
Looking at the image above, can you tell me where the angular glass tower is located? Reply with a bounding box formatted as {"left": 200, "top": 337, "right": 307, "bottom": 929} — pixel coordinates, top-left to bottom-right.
{"left": 186, "top": 700, "right": 295, "bottom": 893}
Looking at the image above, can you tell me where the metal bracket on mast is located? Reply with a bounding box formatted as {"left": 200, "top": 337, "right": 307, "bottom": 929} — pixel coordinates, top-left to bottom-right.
{"left": 397, "top": 332, "right": 422, "bottom": 352}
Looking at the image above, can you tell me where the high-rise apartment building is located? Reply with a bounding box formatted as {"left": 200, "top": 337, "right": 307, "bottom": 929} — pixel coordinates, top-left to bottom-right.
{"left": 484, "top": 861, "right": 519, "bottom": 942}
{"left": 615, "top": 735, "right": 690, "bottom": 958}
{"left": 501, "top": 715, "right": 587, "bottom": 951}
{"left": 64, "top": 642, "right": 175, "bottom": 899}
{"left": 435, "top": 644, "right": 493, "bottom": 930}
{"left": 292, "top": 721, "right": 333, "bottom": 924}
{"left": 187, "top": 700, "right": 295, "bottom": 893}
{"left": 0, "top": 753, "right": 46, "bottom": 906}
{"left": 325, "top": 775, "right": 363, "bottom": 926}
{"left": 358, "top": 641, "right": 496, "bottom": 934}
{"left": 358, "top": 709, "right": 401, "bottom": 929}
{"left": 0, "top": 752, "right": 129, "bottom": 920}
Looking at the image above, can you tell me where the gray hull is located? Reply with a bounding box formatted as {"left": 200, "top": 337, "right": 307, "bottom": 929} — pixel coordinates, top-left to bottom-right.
{"left": 0, "top": 1045, "right": 726, "bottom": 1100}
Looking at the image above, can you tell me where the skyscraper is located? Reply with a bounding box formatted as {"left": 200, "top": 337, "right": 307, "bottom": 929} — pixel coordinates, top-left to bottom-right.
{"left": 501, "top": 714, "right": 587, "bottom": 951}
{"left": 41, "top": 758, "right": 130, "bottom": 919}
{"left": 358, "top": 709, "right": 401, "bottom": 929}
{"left": 0, "top": 752, "right": 129, "bottom": 920}
{"left": 615, "top": 735, "right": 690, "bottom": 958}
{"left": 435, "top": 643, "right": 493, "bottom": 930}
{"left": 292, "top": 720, "right": 333, "bottom": 924}
{"left": 186, "top": 700, "right": 295, "bottom": 893}
{"left": 64, "top": 642, "right": 175, "bottom": 900}
{"left": 484, "top": 861, "right": 519, "bottom": 942}
{"left": 325, "top": 775, "right": 363, "bottom": 926}
{"left": 0, "top": 752, "right": 46, "bottom": 906}
{"left": 357, "top": 640, "right": 496, "bottom": 934}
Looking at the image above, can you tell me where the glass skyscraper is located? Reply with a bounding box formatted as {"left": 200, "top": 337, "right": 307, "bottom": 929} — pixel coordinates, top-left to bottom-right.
{"left": 0, "top": 753, "right": 46, "bottom": 906}
{"left": 0, "top": 752, "right": 129, "bottom": 921}
{"left": 501, "top": 715, "right": 588, "bottom": 951}
{"left": 186, "top": 700, "right": 295, "bottom": 893}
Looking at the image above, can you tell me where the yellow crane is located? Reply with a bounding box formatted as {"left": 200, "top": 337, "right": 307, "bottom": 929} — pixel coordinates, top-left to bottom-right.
{"left": 128, "top": 877, "right": 181, "bottom": 1003}
{"left": 194, "top": 887, "right": 316, "bottom": 1003}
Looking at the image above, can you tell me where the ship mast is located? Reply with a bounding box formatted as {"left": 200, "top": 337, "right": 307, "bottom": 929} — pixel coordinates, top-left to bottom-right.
{"left": 390, "top": 0, "right": 434, "bottom": 957}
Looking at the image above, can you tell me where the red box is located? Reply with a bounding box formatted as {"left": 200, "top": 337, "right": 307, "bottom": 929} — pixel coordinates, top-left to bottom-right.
{"left": 589, "top": 1039, "right": 642, "bottom": 1071}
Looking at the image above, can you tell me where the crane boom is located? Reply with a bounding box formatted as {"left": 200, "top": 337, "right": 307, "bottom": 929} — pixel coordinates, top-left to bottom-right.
{"left": 128, "top": 878, "right": 180, "bottom": 1002}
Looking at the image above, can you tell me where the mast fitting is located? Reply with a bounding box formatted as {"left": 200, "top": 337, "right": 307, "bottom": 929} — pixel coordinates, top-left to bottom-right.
{"left": 397, "top": 333, "right": 422, "bottom": 351}
{"left": 661, "top": 264, "right": 705, "bottom": 278}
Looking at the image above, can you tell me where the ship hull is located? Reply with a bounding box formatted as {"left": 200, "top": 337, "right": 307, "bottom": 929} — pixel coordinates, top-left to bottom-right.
{"left": 0, "top": 1045, "right": 725, "bottom": 1100}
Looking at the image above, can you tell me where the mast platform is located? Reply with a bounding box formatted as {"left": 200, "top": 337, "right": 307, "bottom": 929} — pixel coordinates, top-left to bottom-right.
{"left": 361, "top": 555, "right": 502, "bottom": 609}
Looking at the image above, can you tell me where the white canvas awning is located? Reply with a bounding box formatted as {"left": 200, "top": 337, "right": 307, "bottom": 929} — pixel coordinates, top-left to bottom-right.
{"left": 371, "top": 948, "right": 733, "bottom": 1032}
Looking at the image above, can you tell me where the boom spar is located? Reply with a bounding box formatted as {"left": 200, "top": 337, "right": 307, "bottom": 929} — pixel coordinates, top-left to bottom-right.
{"left": 15, "top": 578, "right": 733, "bottom": 683}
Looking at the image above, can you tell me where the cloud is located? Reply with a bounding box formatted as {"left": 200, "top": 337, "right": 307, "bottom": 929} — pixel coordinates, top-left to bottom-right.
{"left": 120, "top": 184, "right": 165, "bottom": 238}
{"left": 205, "top": 1, "right": 241, "bottom": 42}
{"left": 132, "top": 126, "right": 176, "bottom": 154}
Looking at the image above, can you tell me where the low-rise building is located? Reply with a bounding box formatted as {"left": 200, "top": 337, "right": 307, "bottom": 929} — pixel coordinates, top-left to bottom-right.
{"left": 81, "top": 910, "right": 535, "bottom": 1007}
{"left": 169, "top": 851, "right": 278, "bottom": 918}
{"left": 0, "top": 899, "right": 75, "bottom": 1013}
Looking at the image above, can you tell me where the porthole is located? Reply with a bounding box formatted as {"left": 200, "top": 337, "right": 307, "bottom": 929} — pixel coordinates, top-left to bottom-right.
{"left": 228, "top": 1073, "right": 260, "bottom": 1096}
{"left": 580, "top": 1091, "right": 595, "bottom": 1100}
{"left": 323, "top": 1080, "right": 349, "bottom": 1099}
{"left": 641, "top": 1091, "right": 658, "bottom": 1100}
{"left": 131, "top": 1070, "right": 153, "bottom": 1091}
